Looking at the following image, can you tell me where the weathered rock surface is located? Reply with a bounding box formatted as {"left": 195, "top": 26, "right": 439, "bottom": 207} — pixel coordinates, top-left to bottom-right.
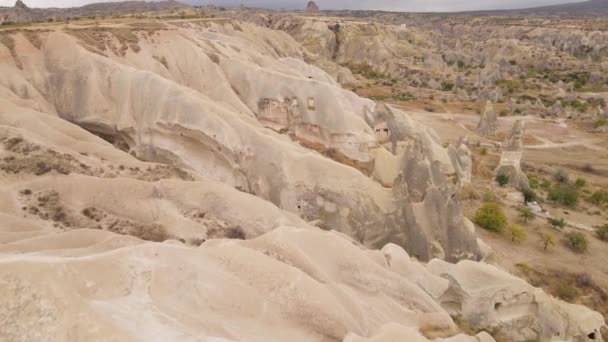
{"left": 0, "top": 22, "right": 484, "bottom": 262}
{"left": 476, "top": 101, "right": 498, "bottom": 136}
{"left": 495, "top": 120, "right": 529, "bottom": 190}
{"left": 0, "top": 17, "right": 604, "bottom": 342}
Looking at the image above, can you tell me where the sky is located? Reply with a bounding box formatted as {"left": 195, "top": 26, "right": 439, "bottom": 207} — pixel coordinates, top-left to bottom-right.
{"left": 0, "top": 0, "right": 587, "bottom": 12}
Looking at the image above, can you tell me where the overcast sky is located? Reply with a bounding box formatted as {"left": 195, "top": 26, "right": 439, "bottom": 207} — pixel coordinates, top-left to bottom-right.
{"left": 0, "top": 0, "right": 586, "bottom": 12}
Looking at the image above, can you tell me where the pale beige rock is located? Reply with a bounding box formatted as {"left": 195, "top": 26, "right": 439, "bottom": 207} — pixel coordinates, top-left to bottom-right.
{"left": 476, "top": 101, "right": 498, "bottom": 136}
{"left": 427, "top": 259, "right": 604, "bottom": 342}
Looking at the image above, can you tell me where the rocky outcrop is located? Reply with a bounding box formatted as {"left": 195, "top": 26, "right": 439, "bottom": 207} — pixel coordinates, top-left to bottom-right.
{"left": 448, "top": 137, "right": 472, "bottom": 184}
{"left": 495, "top": 120, "right": 529, "bottom": 190}
{"left": 503, "top": 119, "right": 524, "bottom": 151}
{"left": 426, "top": 259, "right": 604, "bottom": 342}
{"left": 0, "top": 22, "right": 482, "bottom": 263}
{"left": 305, "top": 1, "right": 319, "bottom": 12}
{"left": 476, "top": 101, "right": 498, "bottom": 136}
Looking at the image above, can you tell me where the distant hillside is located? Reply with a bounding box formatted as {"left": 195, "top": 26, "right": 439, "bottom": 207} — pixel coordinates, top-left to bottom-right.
{"left": 0, "top": 0, "right": 190, "bottom": 24}
{"left": 466, "top": 0, "right": 608, "bottom": 17}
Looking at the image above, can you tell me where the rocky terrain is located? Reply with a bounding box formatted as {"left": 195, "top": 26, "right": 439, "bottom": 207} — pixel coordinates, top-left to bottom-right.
{"left": 1, "top": 1, "right": 607, "bottom": 342}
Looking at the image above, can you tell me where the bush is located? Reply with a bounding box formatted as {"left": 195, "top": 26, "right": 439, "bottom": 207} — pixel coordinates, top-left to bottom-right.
{"left": 596, "top": 224, "right": 608, "bottom": 241}
{"left": 555, "top": 283, "right": 578, "bottom": 301}
{"left": 441, "top": 82, "right": 454, "bottom": 92}
{"left": 547, "top": 184, "right": 579, "bottom": 207}
{"left": 548, "top": 217, "right": 566, "bottom": 230}
{"left": 566, "top": 232, "right": 588, "bottom": 253}
{"left": 589, "top": 190, "right": 608, "bottom": 206}
{"left": 574, "top": 178, "right": 587, "bottom": 188}
{"left": 495, "top": 174, "right": 509, "bottom": 187}
{"left": 522, "top": 189, "right": 537, "bottom": 203}
{"left": 474, "top": 202, "right": 508, "bottom": 232}
{"left": 508, "top": 224, "right": 527, "bottom": 242}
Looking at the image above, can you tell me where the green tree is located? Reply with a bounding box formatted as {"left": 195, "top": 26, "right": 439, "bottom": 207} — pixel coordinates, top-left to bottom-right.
{"left": 566, "top": 232, "right": 588, "bottom": 253}
{"left": 542, "top": 233, "right": 555, "bottom": 251}
{"left": 548, "top": 217, "right": 566, "bottom": 230}
{"left": 474, "top": 202, "right": 508, "bottom": 232}
{"left": 518, "top": 207, "right": 535, "bottom": 224}
{"left": 508, "top": 224, "right": 527, "bottom": 242}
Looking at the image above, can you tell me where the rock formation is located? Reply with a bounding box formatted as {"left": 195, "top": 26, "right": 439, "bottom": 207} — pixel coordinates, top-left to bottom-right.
{"left": 14, "top": 0, "right": 29, "bottom": 10}
{"left": 495, "top": 120, "right": 529, "bottom": 190}
{"left": 503, "top": 119, "right": 524, "bottom": 151}
{"left": 306, "top": 1, "right": 319, "bottom": 12}
{"left": 448, "top": 137, "right": 472, "bottom": 184}
{"left": 476, "top": 101, "right": 498, "bottom": 136}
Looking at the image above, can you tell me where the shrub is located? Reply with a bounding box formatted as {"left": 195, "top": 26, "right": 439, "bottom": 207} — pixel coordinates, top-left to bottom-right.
{"left": 555, "top": 283, "right": 578, "bottom": 301}
{"left": 539, "top": 179, "right": 552, "bottom": 191}
{"left": 566, "top": 232, "right": 588, "bottom": 253}
{"left": 596, "top": 224, "right": 608, "bottom": 241}
{"left": 518, "top": 207, "right": 535, "bottom": 223}
{"left": 508, "top": 224, "right": 527, "bottom": 242}
{"left": 482, "top": 191, "right": 497, "bottom": 202}
{"left": 574, "top": 178, "right": 587, "bottom": 188}
{"left": 441, "top": 82, "right": 454, "bottom": 92}
{"left": 495, "top": 174, "right": 509, "bottom": 187}
{"left": 589, "top": 190, "right": 608, "bottom": 206}
{"left": 548, "top": 217, "right": 566, "bottom": 230}
{"left": 553, "top": 169, "right": 570, "bottom": 184}
{"left": 594, "top": 119, "right": 607, "bottom": 128}
{"left": 130, "top": 223, "right": 171, "bottom": 242}
{"left": 542, "top": 233, "right": 555, "bottom": 251}
{"left": 522, "top": 189, "right": 537, "bottom": 203}
{"left": 547, "top": 184, "right": 579, "bottom": 207}
{"left": 474, "top": 202, "right": 508, "bottom": 232}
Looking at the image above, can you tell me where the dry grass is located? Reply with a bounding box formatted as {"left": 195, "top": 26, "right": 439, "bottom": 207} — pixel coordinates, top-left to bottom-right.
{"left": 128, "top": 223, "right": 171, "bottom": 242}
{"left": 0, "top": 33, "right": 22, "bottom": 69}
{"left": 153, "top": 55, "right": 169, "bottom": 69}
{"left": 65, "top": 26, "right": 164, "bottom": 57}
